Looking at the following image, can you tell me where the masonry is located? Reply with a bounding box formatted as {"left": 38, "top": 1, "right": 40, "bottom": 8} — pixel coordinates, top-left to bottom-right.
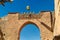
{"left": 0, "top": 11, "right": 54, "bottom": 40}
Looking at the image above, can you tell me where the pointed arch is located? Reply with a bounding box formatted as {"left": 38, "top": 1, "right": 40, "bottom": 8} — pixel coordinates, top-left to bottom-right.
{"left": 18, "top": 21, "right": 41, "bottom": 40}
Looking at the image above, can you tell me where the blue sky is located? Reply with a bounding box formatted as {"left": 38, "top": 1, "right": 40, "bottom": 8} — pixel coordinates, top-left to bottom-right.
{"left": 20, "top": 24, "right": 40, "bottom": 40}
{"left": 0, "top": 0, "right": 54, "bottom": 17}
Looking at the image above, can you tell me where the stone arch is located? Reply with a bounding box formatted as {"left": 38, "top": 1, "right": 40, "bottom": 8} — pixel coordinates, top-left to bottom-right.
{"left": 18, "top": 21, "right": 41, "bottom": 40}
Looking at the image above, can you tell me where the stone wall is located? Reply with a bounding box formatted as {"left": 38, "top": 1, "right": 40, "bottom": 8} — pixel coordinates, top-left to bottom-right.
{"left": 0, "top": 11, "right": 54, "bottom": 40}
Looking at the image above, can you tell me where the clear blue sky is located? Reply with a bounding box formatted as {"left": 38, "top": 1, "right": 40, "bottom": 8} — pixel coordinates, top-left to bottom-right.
{"left": 20, "top": 24, "right": 40, "bottom": 40}
{"left": 0, "top": 0, "right": 54, "bottom": 40}
{"left": 0, "top": 0, "right": 54, "bottom": 17}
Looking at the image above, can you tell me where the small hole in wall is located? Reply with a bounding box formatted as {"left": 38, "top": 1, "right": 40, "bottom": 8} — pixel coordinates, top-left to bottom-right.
{"left": 4, "top": 34, "right": 5, "bottom": 36}
{"left": 47, "top": 39, "right": 49, "bottom": 40}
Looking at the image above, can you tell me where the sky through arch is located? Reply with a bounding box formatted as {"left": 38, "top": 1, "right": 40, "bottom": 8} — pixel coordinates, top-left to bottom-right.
{"left": 20, "top": 24, "right": 41, "bottom": 40}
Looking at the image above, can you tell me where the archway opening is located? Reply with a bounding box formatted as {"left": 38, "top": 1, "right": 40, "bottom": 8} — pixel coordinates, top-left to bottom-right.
{"left": 19, "top": 24, "right": 41, "bottom": 40}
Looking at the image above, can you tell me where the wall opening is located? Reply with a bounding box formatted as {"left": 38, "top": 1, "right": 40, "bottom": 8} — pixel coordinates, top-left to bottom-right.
{"left": 19, "top": 24, "right": 41, "bottom": 40}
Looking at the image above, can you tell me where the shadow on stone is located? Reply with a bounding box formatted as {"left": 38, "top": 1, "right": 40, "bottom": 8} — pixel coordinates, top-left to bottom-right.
{"left": 53, "top": 35, "right": 60, "bottom": 40}
{"left": 0, "top": 29, "right": 5, "bottom": 40}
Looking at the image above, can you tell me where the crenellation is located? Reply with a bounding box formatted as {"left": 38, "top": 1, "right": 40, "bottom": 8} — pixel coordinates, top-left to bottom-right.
{"left": 18, "top": 13, "right": 41, "bottom": 19}
{"left": 0, "top": 11, "right": 52, "bottom": 20}
{"left": 18, "top": 11, "right": 52, "bottom": 19}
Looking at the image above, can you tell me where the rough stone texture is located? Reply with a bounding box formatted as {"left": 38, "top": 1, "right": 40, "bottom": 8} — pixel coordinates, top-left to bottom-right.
{"left": 0, "top": 12, "right": 54, "bottom": 40}
{"left": 54, "top": 0, "right": 60, "bottom": 37}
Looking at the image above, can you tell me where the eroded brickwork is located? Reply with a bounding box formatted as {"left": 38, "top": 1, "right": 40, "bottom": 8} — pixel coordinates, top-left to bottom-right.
{"left": 0, "top": 12, "right": 54, "bottom": 40}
